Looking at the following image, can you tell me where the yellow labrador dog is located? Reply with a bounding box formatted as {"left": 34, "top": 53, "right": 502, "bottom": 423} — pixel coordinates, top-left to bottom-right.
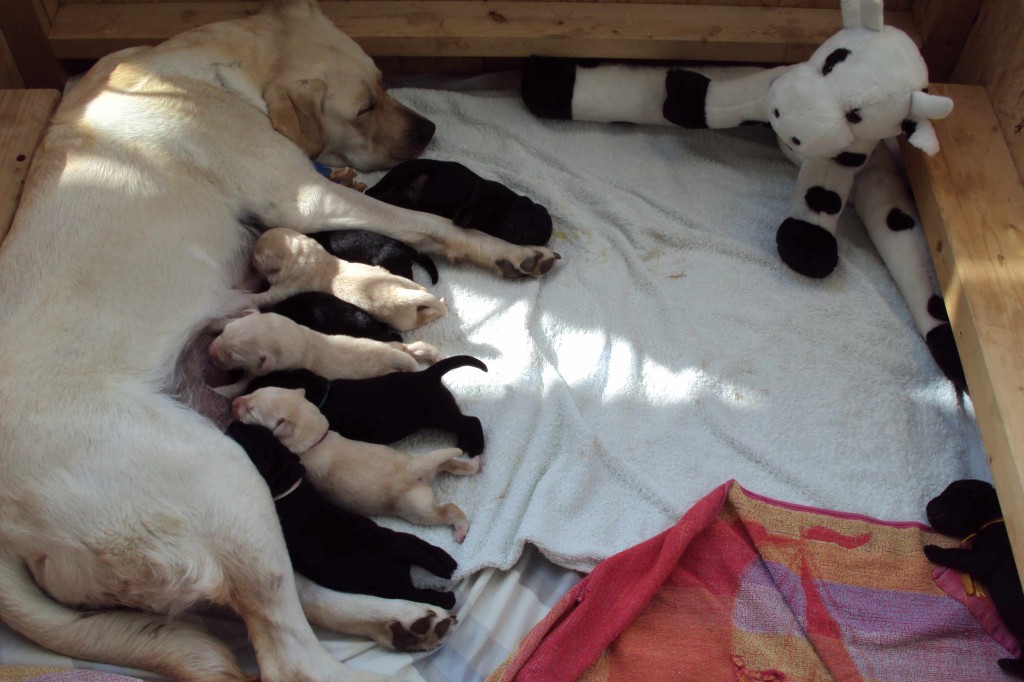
{"left": 0, "top": 1, "right": 556, "bottom": 680}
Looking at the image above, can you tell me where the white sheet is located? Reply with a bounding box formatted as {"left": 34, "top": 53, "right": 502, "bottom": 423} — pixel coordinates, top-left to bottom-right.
{"left": 367, "top": 85, "right": 988, "bottom": 581}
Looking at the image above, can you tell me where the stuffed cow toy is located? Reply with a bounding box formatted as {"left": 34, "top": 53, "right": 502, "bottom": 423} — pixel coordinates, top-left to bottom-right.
{"left": 521, "top": 0, "right": 965, "bottom": 391}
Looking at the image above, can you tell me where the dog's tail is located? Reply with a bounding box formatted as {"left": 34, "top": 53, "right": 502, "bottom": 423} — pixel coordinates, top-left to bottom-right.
{"left": 0, "top": 550, "right": 245, "bottom": 681}
{"left": 425, "top": 354, "right": 489, "bottom": 379}
{"left": 414, "top": 252, "right": 440, "bottom": 285}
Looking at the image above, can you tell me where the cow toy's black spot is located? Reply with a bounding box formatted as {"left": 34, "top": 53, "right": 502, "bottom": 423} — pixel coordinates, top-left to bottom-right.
{"left": 834, "top": 152, "right": 868, "bottom": 167}
{"left": 663, "top": 69, "right": 711, "bottom": 128}
{"left": 886, "top": 207, "right": 916, "bottom": 231}
{"left": 846, "top": 109, "right": 862, "bottom": 124}
{"left": 927, "top": 294, "right": 950, "bottom": 322}
{"left": 776, "top": 218, "right": 839, "bottom": 278}
{"left": 902, "top": 119, "right": 918, "bottom": 138}
{"left": 822, "top": 48, "right": 852, "bottom": 76}
{"left": 521, "top": 56, "right": 577, "bottom": 120}
{"left": 805, "top": 187, "right": 842, "bottom": 215}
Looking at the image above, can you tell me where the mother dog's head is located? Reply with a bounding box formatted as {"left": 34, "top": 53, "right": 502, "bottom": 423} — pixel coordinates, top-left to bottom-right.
{"left": 259, "top": 0, "right": 435, "bottom": 169}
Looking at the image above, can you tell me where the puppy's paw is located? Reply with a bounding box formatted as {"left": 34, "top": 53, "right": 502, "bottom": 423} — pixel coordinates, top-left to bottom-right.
{"left": 922, "top": 544, "right": 943, "bottom": 563}
{"left": 380, "top": 607, "right": 457, "bottom": 652}
{"left": 495, "top": 246, "right": 560, "bottom": 279}
{"left": 404, "top": 341, "right": 443, "bottom": 364}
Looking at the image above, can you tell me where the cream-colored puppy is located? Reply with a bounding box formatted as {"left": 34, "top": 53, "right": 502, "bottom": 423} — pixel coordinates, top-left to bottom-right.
{"left": 209, "top": 310, "right": 440, "bottom": 380}
{"left": 233, "top": 387, "right": 479, "bottom": 542}
{"left": 252, "top": 227, "right": 448, "bottom": 331}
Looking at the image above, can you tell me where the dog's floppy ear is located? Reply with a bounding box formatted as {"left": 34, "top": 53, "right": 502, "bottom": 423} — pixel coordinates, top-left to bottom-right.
{"left": 266, "top": 78, "right": 328, "bottom": 158}
{"left": 272, "top": 417, "right": 295, "bottom": 439}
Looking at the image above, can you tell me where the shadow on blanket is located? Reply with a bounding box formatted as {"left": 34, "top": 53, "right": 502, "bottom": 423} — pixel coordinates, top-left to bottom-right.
{"left": 488, "top": 481, "right": 1019, "bottom": 682}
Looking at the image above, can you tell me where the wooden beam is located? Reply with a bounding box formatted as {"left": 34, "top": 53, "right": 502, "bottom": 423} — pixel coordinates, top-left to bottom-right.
{"left": 0, "top": 89, "right": 60, "bottom": 247}
{"left": 0, "top": 0, "right": 65, "bottom": 89}
{"left": 0, "top": 31, "right": 26, "bottom": 89}
{"left": 901, "top": 84, "right": 1024, "bottom": 580}
{"left": 912, "top": 0, "right": 981, "bottom": 82}
{"left": 47, "top": 2, "right": 917, "bottom": 63}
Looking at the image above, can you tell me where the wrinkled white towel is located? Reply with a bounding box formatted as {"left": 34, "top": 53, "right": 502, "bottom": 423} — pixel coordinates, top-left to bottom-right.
{"left": 359, "top": 86, "right": 986, "bottom": 581}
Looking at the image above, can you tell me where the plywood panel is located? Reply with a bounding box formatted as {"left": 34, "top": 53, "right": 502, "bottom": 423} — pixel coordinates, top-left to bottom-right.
{"left": 953, "top": 0, "right": 1024, "bottom": 186}
{"left": 0, "top": 89, "right": 60, "bottom": 246}
{"left": 48, "top": 1, "right": 917, "bottom": 62}
{"left": 912, "top": 0, "right": 981, "bottom": 82}
{"left": 60, "top": 0, "right": 913, "bottom": 8}
{"left": 901, "top": 83, "right": 1024, "bottom": 580}
{"left": 0, "top": 31, "right": 25, "bottom": 89}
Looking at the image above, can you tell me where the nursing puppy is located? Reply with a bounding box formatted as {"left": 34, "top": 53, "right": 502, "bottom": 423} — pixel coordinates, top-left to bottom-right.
{"left": 227, "top": 422, "right": 457, "bottom": 609}
{"left": 924, "top": 480, "right": 1024, "bottom": 676}
{"left": 0, "top": 0, "right": 555, "bottom": 677}
{"left": 251, "top": 227, "right": 447, "bottom": 330}
{"left": 264, "top": 291, "right": 402, "bottom": 342}
{"left": 309, "top": 228, "right": 439, "bottom": 284}
{"left": 209, "top": 310, "right": 440, "bottom": 380}
{"left": 246, "top": 355, "right": 488, "bottom": 455}
{"left": 234, "top": 387, "right": 480, "bottom": 542}
{"left": 366, "top": 158, "right": 555, "bottom": 247}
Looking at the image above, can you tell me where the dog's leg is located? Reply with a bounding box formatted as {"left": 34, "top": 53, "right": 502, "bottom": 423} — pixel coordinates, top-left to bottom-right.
{"left": 0, "top": 551, "right": 246, "bottom": 682}
{"left": 391, "top": 340, "right": 443, "bottom": 365}
{"left": 295, "top": 574, "right": 457, "bottom": 651}
{"left": 395, "top": 484, "right": 471, "bottom": 543}
{"left": 239, "top": 152, "right": 559, "bottom": 279}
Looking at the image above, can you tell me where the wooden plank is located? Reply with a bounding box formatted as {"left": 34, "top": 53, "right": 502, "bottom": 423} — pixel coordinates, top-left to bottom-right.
{"left": 0, "top": 90, "right": 60, "bottom": 247}
{"left": 900, "top": 83, "right": 1024, "bottom": 580}
{"left": 0, "top": 31, "right": 26, "bottom": 89}
{"left": 58, "top": 0, "right": 913, "bottom": 7}
{"left": 911, "top": 0, "right": 981, "bottom": 82}
{"left": 0, "top": 0, "right": 65, "bottom": 89}
{"left": 953, "top": 0, "right": 1024, "bottom": 188}
{"left": 47, "top": 1, "right": 917, "bottom": 62}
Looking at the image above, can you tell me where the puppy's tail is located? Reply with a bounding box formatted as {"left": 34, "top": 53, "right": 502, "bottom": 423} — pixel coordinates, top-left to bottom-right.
{"left": 426, "top": 354, "right": 489, "bottom": 379}
{"left": 0, "top": 551, "right": 245, "bottom": 681}
{"left": 414, "top": 252, "right": 440, "bottom": 285}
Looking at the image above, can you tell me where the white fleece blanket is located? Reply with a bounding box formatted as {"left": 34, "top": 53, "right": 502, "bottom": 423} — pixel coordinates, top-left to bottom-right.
{"left": 362, "top": 86, "right": 987, "bottom": 581}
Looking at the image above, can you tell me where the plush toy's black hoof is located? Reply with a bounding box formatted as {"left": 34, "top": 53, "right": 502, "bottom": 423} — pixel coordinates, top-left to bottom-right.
{"left": 998, "top": 657, "right": 1024, "bottom": 676}
{"left": 776, "top": 218, "right": 838, "bottom": 278}
{"left": 521, "top": 56, "right": 577, "bottom": 120}
{"left": 926, "top": 323, "right": 968, "bottom": 393}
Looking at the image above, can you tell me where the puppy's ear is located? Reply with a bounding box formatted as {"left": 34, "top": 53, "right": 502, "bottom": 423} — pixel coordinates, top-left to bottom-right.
{"left": 266, "top": 78, "right": 328, "bottom": 158}
{"left": 253, "top": 250, "right": 283, "bottom": 277}
{"left": 272, "top": 418, "right": 295, "bottom": 439}
{"left": 296, "top": 388, "right": 307, "bottom": 398}
{"left": 240, "top": 307, "right": 259, "bottom": 317}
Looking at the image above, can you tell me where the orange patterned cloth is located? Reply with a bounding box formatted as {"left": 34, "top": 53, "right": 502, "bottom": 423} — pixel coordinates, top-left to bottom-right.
{"left": 489, "top": 481, "right": 1017, "bottom": 682}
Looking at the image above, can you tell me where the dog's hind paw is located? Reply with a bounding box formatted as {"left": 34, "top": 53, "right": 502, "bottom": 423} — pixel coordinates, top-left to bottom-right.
{"left": 385, "top": 608, "right": 457, "bottom": 651}
{"left": 496, "top": 247, "right": 560, "bottom": 279}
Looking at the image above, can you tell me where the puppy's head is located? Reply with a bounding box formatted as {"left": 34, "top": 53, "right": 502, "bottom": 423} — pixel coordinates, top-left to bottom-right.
{"left": 261, "top": 0, "right": 436, "bottom": 169}
{"left": 208, "top": 312, "right": 291, "bottom": 375}
{"left": 926, "top": 479, "right": 1002, "bottom": 538}
{"left": 231, "top": 386, "right": 329, "bottom": 453}
{"left": 252, "top": 227, "right": 322, "bottom": 281}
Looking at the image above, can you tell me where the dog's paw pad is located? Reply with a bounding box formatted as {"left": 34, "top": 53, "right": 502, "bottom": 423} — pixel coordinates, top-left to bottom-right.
{"left": 386, "top": 609, "right": 456, "bottom": 651}
{"left": 496, "top": 258, "right": 524, "bottom": 279}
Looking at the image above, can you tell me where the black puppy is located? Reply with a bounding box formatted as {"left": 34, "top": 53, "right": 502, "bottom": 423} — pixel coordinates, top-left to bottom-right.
{"left": 366, "top": 159, "right": 553, "bottom": 247}
{"left": 309, "top": 228, "right": 439, "bottom": 285}
{"left": 263, "top": 291, "right": 401, "bottom": 342}
{"left": 226, "top": 421, "right": 457, "bottom": 608}
{"left": 924, "top": 479, "right": 1024, "bottom": 676}
{"left": 245, "top": 355, "right": 487, "bottom": 455}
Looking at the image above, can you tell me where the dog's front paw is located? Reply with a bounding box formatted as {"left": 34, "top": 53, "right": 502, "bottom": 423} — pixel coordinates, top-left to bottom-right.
{"left": 922, "top": 544, "right": 943, "bottom": 563}
{"left": 382, "top": 607, "right": 457, "bottom": 652}
{"left": 496, "top": 247, "right": 560, "bottom": 279}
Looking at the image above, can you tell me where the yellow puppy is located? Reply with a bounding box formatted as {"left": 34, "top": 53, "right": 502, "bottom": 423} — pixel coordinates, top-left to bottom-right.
{"left": 252, "top": 227, "right": 448, "bottom": 331}
{"left": 234, "top": 386, "right": 480, "bottom": 542}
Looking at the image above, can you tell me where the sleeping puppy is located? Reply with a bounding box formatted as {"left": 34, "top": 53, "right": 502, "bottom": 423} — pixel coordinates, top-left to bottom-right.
{"left": 264, "top": 291, "right": 402, "bottom": 342}
{"left": 309, "top": 228, "right": 439, "bottom": 285}
{"left": 208, "top": 311, "right": 440, "bottom": 397}
{"left": 233, "top": 387, "right": 479, "bottom": 542}
{"left": 366, "top": 158, "right": 554, "bottom": 247}
{"left": 924, "top": 479, "right": 1024, "bottom": 676}
{"left": 245, "top": 355, "right": 488, "bottom": 455}
{"left": 251, "top": 227, "right": 447, "bottom": 330}
{"left": 226, "top": 421, "right": 457, "bottom": 609}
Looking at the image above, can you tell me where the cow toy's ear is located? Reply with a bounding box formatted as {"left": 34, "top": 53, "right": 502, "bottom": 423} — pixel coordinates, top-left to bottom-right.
{"left": 841, "top": 0, "right": 883, "bottom": 31}
{"left": 903, "top": 92, "right": 954, "bottom": 156}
